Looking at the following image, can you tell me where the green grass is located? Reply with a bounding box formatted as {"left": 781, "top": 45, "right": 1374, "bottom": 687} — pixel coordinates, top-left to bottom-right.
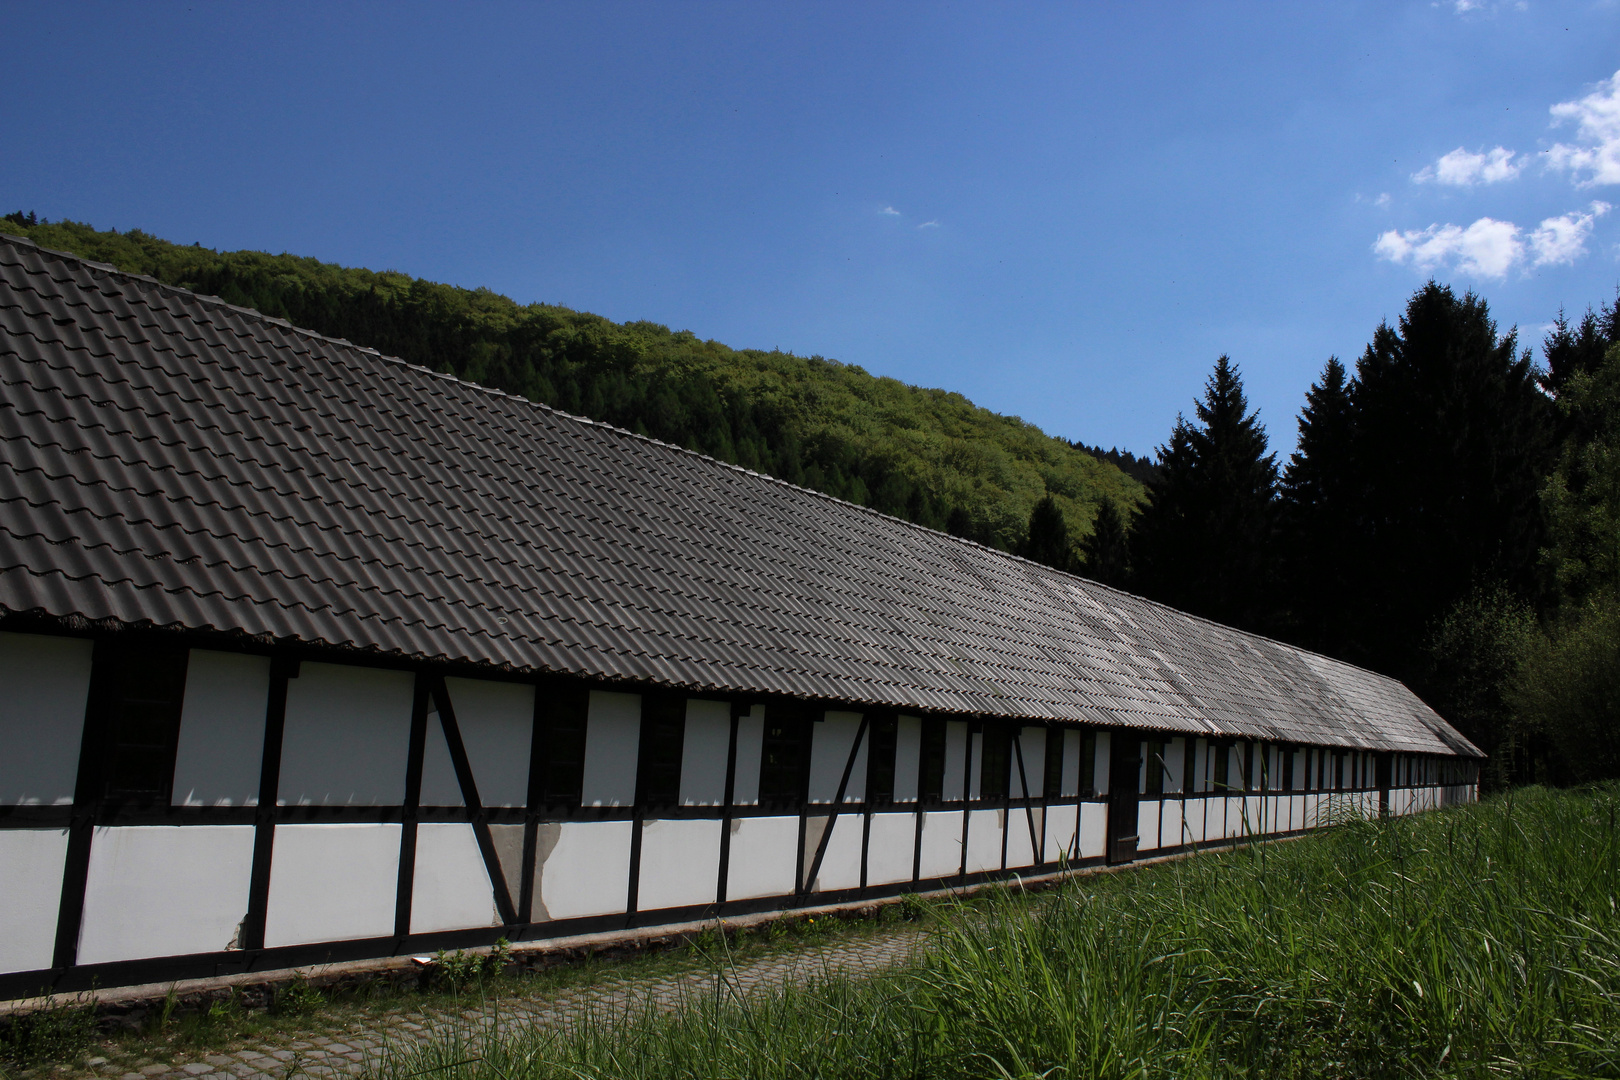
{"left": 376, "top": 786, "right": 1620, "bottom": 1079}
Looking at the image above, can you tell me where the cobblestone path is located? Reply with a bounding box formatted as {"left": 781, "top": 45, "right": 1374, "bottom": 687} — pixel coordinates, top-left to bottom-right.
{"left": 76, "top": 930, "right": 924, "bottom": 1080}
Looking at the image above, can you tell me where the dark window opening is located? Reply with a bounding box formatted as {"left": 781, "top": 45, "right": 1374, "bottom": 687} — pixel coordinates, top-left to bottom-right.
{"left": 1080, "top": 731, "right": 1097, "bottom": 797}
{"left": 1242, "top": 742, "right": 1255, "bottom": 791}
{"left": 1143, "top": 741, "right": 1164, "bottom": 796}
{"left": 1213, "top": 742, "right": 1230, "bottom": 791}
{"left": 98, "top": 641, "right": 190, "bottom": 804}
{"left": 537, "top": 683, "right": 589, "bottom": 807}
{"left": 1282, "top": 744, "right": 1295, "bottom": 791}
{"left": 918, "top": 719, "right": 947, "bottom": 803}
{"left": 866, "top": 712, "right": 898, "bottom": 804}
{"left": 638, "top": 693, "right": 686, "bottom": 807}
{"left": 758, "top": 704, "right": 810, "bottom": 807}
{"left": 979, "top": 723, "right": 1010, "bottom": 800}
{"left": 1042, "top": 726, "right": 1065, "bottom": 800}
{"left": 1184, "top": 738, "right": 1198, "bottom": 794}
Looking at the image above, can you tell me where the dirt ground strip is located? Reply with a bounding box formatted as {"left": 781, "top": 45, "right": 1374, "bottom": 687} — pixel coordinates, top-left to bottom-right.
{"left": 52, "top": 930, "right": 923, "bottom": 1080}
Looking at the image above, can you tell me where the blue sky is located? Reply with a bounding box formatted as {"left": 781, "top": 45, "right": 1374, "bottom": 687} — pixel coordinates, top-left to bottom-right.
{"left": 5, "top": 2, "right": 1619, "bottom": 457}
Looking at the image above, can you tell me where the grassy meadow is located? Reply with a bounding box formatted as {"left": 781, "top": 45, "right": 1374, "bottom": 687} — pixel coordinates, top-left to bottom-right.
{"left": 377, "top": 786, "right": 1620, "bottom": 1079}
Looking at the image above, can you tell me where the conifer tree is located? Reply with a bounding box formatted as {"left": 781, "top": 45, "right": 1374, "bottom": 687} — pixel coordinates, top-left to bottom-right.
{"left": 1022, "top": 495, "right": 1072, "bottom": 572}
{"left": 1129, "top": 356, "right": 1278, "bottom": 632}
{"left": 1280, "top": 357, "right": 1356, "bottom": 653}
{"left": 1080, "top": 499, "right": 1130, "bottom": 587}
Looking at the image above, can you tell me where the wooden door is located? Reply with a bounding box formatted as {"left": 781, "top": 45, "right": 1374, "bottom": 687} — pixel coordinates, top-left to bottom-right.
{"left": 1106, "top": 734, "right": 1141, "bottom": 865}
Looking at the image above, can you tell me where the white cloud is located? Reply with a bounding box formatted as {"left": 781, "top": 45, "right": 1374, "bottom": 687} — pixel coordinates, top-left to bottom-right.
{"left": 880, "top": 206, "right": 901, "bottom": 216}
{"left": 1413, "top": 146, "right": 1522, "bottom": 185}
{"left": 1376, "top": 192, "right": 1391, "bottom": 207}
{"left": 1374, "top": 217, "right": 1523, "bottom": 277}
{"left": 1548, "top": 69, "right": 1620, "bottom": 186}
{"left": 917, "top": 220, "right": 940, "bottom": 229}
{"left": 1529, "top": 201, "right": 1612, "bottom": 265}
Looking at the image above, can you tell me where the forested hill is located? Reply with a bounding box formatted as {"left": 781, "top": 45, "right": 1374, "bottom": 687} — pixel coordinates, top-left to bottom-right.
{"left": 1, "top": 217, "right": 1142, "bottom": 553}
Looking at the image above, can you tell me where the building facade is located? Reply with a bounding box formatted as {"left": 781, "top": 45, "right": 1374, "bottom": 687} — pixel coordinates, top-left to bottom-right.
{"left": 0, "top": 235, "right": 1481, "bottom": 998}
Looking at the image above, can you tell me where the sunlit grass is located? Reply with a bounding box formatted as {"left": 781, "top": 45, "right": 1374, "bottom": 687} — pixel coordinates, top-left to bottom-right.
{"left": 376, "top": 785, "right": 1620, "bottom": 1079}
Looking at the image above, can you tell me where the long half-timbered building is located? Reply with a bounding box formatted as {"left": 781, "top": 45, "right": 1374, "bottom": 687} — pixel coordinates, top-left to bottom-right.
{"left": 0, "top": 234, "right": 1482, "bottom": 997}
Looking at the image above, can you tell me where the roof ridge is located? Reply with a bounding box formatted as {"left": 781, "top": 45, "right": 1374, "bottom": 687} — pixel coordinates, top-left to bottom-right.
{"left": 0, "top": 231, "right": 1418, "bottom": 704}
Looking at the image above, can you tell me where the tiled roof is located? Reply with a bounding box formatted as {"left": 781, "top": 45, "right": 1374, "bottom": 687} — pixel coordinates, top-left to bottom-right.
{"left": 0, "top": 235, "right": 1481, "bottom": 758}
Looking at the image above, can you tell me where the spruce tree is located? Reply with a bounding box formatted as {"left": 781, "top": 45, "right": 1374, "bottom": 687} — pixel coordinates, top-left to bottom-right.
{"left": 1022, "top": 495, "right": 1072, "bottom": 572}
{"left": 1129, "top": 356, "right": 1279, "bottom": 632}
{"left": 1343, "top": 282, "right": 1553, "bottom": 686}
{"left": 1280, "top": 357, "right": 1356, "bottom": 654}
{"left": 1080, "top": 499, "right": 1130, "bottom": 587}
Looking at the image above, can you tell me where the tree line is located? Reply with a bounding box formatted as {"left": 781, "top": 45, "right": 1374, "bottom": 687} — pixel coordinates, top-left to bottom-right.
{"left": 1037, "top": 283, "right": 1616, "bottom": 787}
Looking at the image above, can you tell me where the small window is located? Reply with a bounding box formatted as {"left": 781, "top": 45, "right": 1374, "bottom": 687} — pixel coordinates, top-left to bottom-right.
{"left": 1142, "top": 741, "right": 1163, "bottom": 795}
{"left": 1042, "top": 726, "right": 1064, "bottom": 800}
{"left": 98, "top": 641, "right": 191, "bottom": 804}
{"left": 866, "top": 713, "right": 898, "bottom": 804}
{"left": 1282, "top": 745, "right": 1295, "bottom": 791}
{"left": 758, "top": 704, "right": 810, "bottom": 807}
{"left": 918, "top": 719, "right": 947, "bottom": 803}
{"left": 536, "top": 683, "right": 589, "bottom": 806}
{"left": 1184, "top": 738, "right": 1198, "bottom": 794}
{"left": 637, "top": 693, "right": 685, "bottom": 807}
{"left": 1080, "top": 731, "right": 1097, "bottom": 797}
{"left": 978, "top": 723, "right": 1010, "bottom": 800}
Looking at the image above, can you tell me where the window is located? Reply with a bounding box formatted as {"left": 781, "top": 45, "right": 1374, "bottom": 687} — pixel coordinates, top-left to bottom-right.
{"left": 1242, "top": 742, "right": 1256, "bottom": 791}
{"left": 918, "top": 719, "right": 947, "bottom": 803}
{"left": 97, "top": 641, "right": 190, "bottom": 804}
{"left": 1213, "top": 742, "right": 1230, "bottom": 791}
{"left": 1042, "top": 726, "right": 1064, "bottom": 800}
{"left": 637, "top": 693, "right": 685, "bottom": 807}
{"left": 866, "top": 712, "right": 898, "bottom": 804}
{"left": 1080, "top": 730, "right": 1097, "bottom": 797}
{"left": 1184, "top": 738, "right": 1198, "bottom": 794}
{"left": 536, "top": 682, "right": 589, "bottom": 806}
{"left": 1282, "top": 745, "right": 1295, "bottom": 791}
{"left": 978, "top": 723, "right": 1010, "bottom": 800}
{"left": 758, "top": 704, "right": 810, "bottom": 807}
{"left": 1143, "top": 741, "right": 1164, "bottom": 796}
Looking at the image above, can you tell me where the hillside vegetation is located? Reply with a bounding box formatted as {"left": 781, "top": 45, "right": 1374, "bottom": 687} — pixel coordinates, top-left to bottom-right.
{"left": 1, "top": 217, "right": 1141, "bottom": 553}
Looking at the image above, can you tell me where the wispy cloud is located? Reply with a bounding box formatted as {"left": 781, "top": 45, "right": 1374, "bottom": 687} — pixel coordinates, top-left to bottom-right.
{"left": 1413, "top": 146, "right": 1522, "bottom": 185}
{"left": 1547, "top": 69, "right": 1620, "bottom": 186}
{"left": 880, "top": 206, "right": 901, "bottom": 216}
{"left": 1374, "top": 217, "right": 1523, "bottom": 277}
{"left": 917, "top": 220, "right": 940, "bottom": 229}
{"left": 1373, "top": 202, "right": 1612, "bottom": 277}
{"left": 1376, "top": 192, "right": 1391, "bottom": 207}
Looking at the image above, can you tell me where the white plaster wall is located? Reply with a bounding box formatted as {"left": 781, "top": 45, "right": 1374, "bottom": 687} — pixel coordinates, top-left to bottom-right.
{"left": 0, "top": 828, "right": 67, "bottom": 973}
{"left": 964, "top": 808, "right": 1003, "bottom": 874}
{"left": 410, "top": 823, "right": 498, "bottom": 934}
{"left": 279, "top": 664, "right": 413, "bottom": 805}
{"left": 943, "top": 722, "right": 967, "bottom": 801}
{"left": 421, "top": 678, "right": 534, "bottom": 807}
{"left": 1004, "top": 807, "right": 1037, "bottom": 868}
{"left": 1043, "top": 803, "right": 1078, "bottom": 863}
{"left": 1013, "top": 728, "right": 1045, "bottom": 798}
{"left": 918, "top": 810, "right": 964, "bottom": 879}
{"left": 731, "top": 706, "right": 764, "bottom": 805}
{"left": 0, "top": 632, "right": 91, "bottom": 805}
{"left": 1185, "top": 799, "right": 1207, "bottom": 843}
{"left": 582, "top": 692, "right": 639, "bottom": 807}
{"left": 866, "top": 812, "right": 916, "bottom": 885}
{"left": 808, "top": 712, "right": 866, "bottom": 803}
{"left": 172, "top": 651, "right": 269, "bottom": 806}
{"left": 1137, "top": 800, "right": 1160, "bottom": 852}
{"left": 1094, "top": 731, "right": 1112, "bottom": 795}
{"left": 1078, "top": 802, "right": 1108, "bottom": 859}
{"left": 264, "top": 823, "right": 401, "bottom": 947}
{"left": 1160, "top": 799, "right": 1185, "bottom": 848}
{"left": 893, "top": 716, "right": 921, "bottom": 802}
{"left": 1061, "top": 730, "right": 1081, "bottom": 797}
{"left": 810, "top": 815, "right": 863, "bottom": 891}
{"left": 638, "top": 818, "right": 721, "bottom": 909}
{"left": 679, "top": 700, "right": 730, "bottom": 805}
{"left": 79, "top": 825, "right": 255, "bottom": 964}
{"left": 725, "top": 815, "right": 798, "bottom": 901}
{"left": 537, "top": 820, "right": 632, "bottom": 919}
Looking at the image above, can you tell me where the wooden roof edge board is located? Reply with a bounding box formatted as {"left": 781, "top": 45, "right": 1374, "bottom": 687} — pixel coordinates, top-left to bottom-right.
{"left": 0, "top": 235, "right": 1484, "bottom": 760}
